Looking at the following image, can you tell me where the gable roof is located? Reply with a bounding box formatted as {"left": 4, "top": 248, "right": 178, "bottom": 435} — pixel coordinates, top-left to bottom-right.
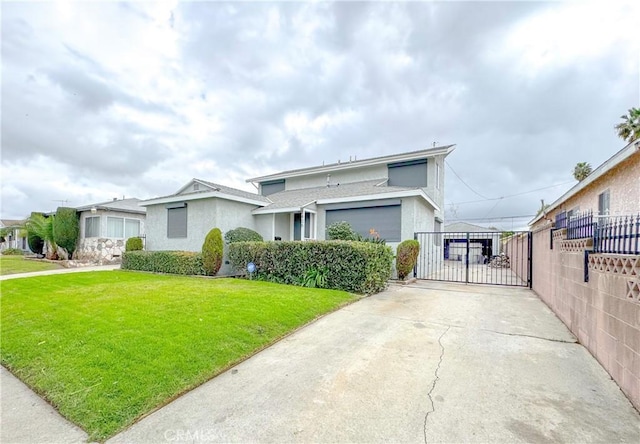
{"left": 529, "top": 139, "right": 640, "bottom": 225}
{"left": 140, "top": 178, "right": 269, "bottom": 207}
{"left": 247, "top": 144, "right": 456, "bottom": 183}
{"left": 75, "top": 198, "right": 146, "bottom": 214}
{"left": 253, "top": 179, "right": 440, "bottom": 214}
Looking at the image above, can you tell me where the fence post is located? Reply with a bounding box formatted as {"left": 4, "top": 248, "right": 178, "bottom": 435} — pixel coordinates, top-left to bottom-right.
{"left": 413, "top": 232, "right": 418, "bottom": 278}
{"left": 465, "top": 232, "right": 470, "bottom": 284}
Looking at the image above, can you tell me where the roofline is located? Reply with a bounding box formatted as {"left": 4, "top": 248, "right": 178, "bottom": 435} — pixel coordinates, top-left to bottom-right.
{"left": 76, "top": 206, "right": 146, "bottom": 215}
{"left": 140, "top": 190, "right": 268, "bottom": 207}
{"left": 246, "top": 144, "right": 456, "bottom": 183}
{"left": 252, "top": 189, "right": 440, "bottom": 215}
{"left": 529, "top": 139, "right": 640, "bottom": 225}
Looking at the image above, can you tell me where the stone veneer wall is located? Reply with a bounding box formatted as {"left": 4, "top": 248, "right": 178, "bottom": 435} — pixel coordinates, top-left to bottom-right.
{"left": 531, "top": 223, "right": 640, "bottom": 409}
{"left": 75, "top": 238, "right": 126, "bottom": 263}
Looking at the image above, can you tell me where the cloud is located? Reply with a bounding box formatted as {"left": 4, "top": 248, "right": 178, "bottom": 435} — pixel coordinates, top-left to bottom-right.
{"left": 1, "top": 0, "right": 638, "bottom": 229}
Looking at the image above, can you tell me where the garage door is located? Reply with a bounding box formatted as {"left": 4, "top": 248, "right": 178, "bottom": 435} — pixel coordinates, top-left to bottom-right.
{"left": 326, "top": 204, "right": 401, "bottom": 241}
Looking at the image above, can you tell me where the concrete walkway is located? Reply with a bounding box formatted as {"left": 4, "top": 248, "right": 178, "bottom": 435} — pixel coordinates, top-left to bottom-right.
{"left": 107, "top": 282, "right": 640, "bottom": 443}
{"left": 0, "top": 264, "right": 120, "bottom": 281}
{"left": 2, "top": 281, "right": 639, "bottom": 443}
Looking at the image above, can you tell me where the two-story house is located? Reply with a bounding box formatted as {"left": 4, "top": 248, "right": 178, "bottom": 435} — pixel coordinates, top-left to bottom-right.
{"left": 141, "top": 145, "right": 454, "bottom": 272}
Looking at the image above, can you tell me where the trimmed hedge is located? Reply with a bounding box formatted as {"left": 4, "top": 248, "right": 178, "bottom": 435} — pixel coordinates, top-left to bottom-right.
{"left": 396, "top": 239, "right": 420, "bottom": 280}
{"left": 122, "top": 251, "right": 205, "bottom": 275}
{"left": 228, "top": 240, "right": 393, "bottom": 294}
{"left": 224, "top": 227, "right": 263, "bottom": 243}
{"left": 202, "top": 228, "right": 223, "bottom": 276}
{"left": 125, "top": 237, "right": 143, "bottom": 252}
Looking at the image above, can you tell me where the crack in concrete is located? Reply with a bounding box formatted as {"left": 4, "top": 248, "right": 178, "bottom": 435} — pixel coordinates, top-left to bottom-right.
{"left": 479, "top": 328, "right": 577, "bottom": 344}
{"left": 423, "top": 326, "right": 450, "bottom": 444}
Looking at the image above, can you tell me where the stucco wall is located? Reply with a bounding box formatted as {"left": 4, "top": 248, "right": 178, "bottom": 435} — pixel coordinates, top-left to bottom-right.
{"left": 284, "top": 164, "right": 388, "bottom": 190}
{"left": 544, "top": 151, "right": 639, "bottom": 220}
{"left": 530, "top": 224, "right": 640, "bottom": 409}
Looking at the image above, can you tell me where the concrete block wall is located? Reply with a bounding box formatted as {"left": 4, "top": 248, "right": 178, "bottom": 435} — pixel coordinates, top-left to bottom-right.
{"left": 531, "top": 225, "right": 640, "bottom": 409}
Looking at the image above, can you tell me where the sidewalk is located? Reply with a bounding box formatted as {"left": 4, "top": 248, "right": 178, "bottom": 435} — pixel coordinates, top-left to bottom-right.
{"left": 0, "top": 264, "right": 120, "bottom": 281}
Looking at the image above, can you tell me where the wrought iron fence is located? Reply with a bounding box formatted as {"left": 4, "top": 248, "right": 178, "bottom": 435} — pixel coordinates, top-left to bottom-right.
{"left": 567, "top": 211, "right": 594, "bottom": 240}
{"left": 555, "top": 211, "right": 567, "bottom": 229}
{"left": 594, "top": 214, "right": 640, "bottom": 255}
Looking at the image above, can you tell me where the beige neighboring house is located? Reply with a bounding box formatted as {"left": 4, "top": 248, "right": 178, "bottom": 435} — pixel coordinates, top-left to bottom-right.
{"left": 0, "top": 219, "right": 29, "bottom": 253}
{"left": 74, "top": 198, "right": 146, "bottom": 262}
{"left": 530, "top": 139, "right": 640, "bottom": 225}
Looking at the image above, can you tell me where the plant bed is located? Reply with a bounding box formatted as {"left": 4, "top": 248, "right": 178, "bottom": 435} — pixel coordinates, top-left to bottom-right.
{"left": 0, "top": 271, "right": 355, "bottom": 441}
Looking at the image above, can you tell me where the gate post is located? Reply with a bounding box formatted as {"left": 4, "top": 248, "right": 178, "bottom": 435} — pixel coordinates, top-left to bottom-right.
{"left": 465, "top": 232, "right": 470, "bottom": 284}
{"left": 528, "top": 231, "right": 533, "bottom": 289}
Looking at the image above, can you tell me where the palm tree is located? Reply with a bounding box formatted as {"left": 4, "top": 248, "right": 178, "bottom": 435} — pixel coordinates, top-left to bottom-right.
{"left": 24, "top": 213, "right": 58, "bottom": 259}
{"left": 573, "top": 162, "right": 592, "bottom": 181}
{"left": 614, "top": 107, "right": 640, "bottom": 142}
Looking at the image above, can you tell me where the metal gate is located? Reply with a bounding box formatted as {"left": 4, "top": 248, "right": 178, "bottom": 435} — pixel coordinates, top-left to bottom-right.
{"left": 414, "top": 231, "right": 532, "bottom": 288}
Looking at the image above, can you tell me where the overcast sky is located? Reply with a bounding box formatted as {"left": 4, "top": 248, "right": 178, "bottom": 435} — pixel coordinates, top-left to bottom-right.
{"left": 1, "top": 1, "right": 638, "bottom": 229}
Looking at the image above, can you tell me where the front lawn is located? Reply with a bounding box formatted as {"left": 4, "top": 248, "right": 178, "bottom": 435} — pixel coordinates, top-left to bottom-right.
{"left": 0, "top": 256, "right": 63, "bottom": 275}
{"left": 0, "top": 271, "right": 355, "bottom": 441}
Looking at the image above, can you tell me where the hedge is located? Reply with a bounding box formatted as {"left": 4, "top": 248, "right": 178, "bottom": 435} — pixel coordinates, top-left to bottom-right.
{"left": 396, "top": 239, "right": 420, "bottom": 280}
{"left": 224, "top": 227, "right": 263, "bottom": 243}
{"left": 125, "top": 237, "right": 143, "bottom": 252}
{"left": 228, "top": 240, "right": 393, "bottom": 294}
{"left": 122, "top": 251, "right": 205, "bottom": 275}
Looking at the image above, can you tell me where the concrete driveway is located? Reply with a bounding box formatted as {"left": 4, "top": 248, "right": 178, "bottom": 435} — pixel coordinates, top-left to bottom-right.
{"left": 110, "top": 281, "right": 640, "bottom": 443}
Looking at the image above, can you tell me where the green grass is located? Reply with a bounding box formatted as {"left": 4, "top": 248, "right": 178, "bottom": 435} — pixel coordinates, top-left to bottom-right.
{"left": 0, "top": 256, "right": 63, "bottom": 275}
{"left": 0, "top": 271, "right": 355, "bottom": 441}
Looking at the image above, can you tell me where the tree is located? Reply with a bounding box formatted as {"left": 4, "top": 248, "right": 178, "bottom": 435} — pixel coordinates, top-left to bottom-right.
{"left": 573, "top": 162, "right": 592, "bottom": 181}
{"left": 202, "top": 227, "right": 223, "bottom": 276}
{"left": 614, "top": 107, "right": 640, "bottom": 143}
{"left": 25, "top": 212, "right": 57, "bottom": 258}
{"left": 52, "top": 207, "right": 79, "bottom": 259}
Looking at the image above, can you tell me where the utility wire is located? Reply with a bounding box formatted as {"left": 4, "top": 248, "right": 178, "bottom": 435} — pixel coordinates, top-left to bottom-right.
{"left": 445, "top": 160, "right": 490, "bottom": 200}
{"left": 446, "top": 180, "right": 574, "bottom": 206}
{"left": 445, "top": 214, "right": 536, "bottom": 222}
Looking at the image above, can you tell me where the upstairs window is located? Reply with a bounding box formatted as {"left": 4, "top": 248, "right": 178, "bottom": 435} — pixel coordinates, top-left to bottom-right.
{"left": 388, "top": 159, "right": 428, "bottom": 187}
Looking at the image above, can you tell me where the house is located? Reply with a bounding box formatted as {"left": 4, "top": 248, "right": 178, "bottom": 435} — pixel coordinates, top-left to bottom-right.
{"left": 73, "top": 198, "right": 146, "bottom": 262}
{"left": 0, "top": 219, "right": 30, "bottom": 253}
{"left": 530, "top": 139, "right": 640, "bottom": 226}
{"left": 141, "top": 145, "right": 454, "bottom": 273}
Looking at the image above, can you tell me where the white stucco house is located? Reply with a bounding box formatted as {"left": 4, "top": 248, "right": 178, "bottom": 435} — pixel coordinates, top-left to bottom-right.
{"left": 0, "top": 219, "right": 30, "bottom": 253}
{"left": 141, "top": 145, "right": 454, "bottom": 272}
{"left": 74, "top": 198, "right": 146, "bottom": 261}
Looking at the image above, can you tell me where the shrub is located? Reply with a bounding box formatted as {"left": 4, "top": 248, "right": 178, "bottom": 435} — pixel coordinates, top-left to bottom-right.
{"left": 202, "top": 228, "right": 223, "bottom": 276}
{"left": 2, "top": 248, "right": 25, "bottom": 256}
{"left": 122, "top": 251, "right": 205, "bottom": 275}
{"left": 224, "top": 227, "right": 263, "bottom": 243}
{"left": 229, "top": 240, "right": 393, "bottom": 294}
{"left": 396, "top": 239, "right": 420, "bottom": 280}
{"left": 125, "top": 237, "right": 144, "bottom": 252}
{"left": 326, "top": 221, "right": 359, "bottom": 241}
{"left": 52, "top": 207, "right": 79, "bottom": 259}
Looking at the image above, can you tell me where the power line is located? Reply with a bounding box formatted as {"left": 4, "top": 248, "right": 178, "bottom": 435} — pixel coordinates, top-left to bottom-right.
{"left": 445, "top": 160, "right": 489, "bottom": 200}
{"left": 445, "top": 214, "right": 535, "bottom": 221}
{"left": 446, "top": 180, "right": 574, "bottom": 206}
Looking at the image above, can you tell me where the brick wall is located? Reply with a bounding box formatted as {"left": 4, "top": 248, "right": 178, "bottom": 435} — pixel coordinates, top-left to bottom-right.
{"left": 531, "top": 224, "right": 640, "bottom": 409}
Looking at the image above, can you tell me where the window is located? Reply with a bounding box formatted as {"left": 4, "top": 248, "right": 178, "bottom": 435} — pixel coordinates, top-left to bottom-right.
{"left": 107, "top": 217, "right": 124, "bottom": 238}
{"left": 193, "top": 183, "right": 200, "bottom": 191}
{"left": 106, "top": 217, "right": 141, "bottom": 238}
{"left": 85, "top": 216, "right": 100, "bottom": 238}
{"left": 388, "top": 159, "right": 428, "bottom": 187}
{"left": 567, "top": 206, "right": 580, "bottom": 219}
{"left": 167, "top": 204, "right": 187, "bottom": 238}
{"left": 125, "top": 219, "right": 140, "bottom": 238}
{"left": 598, "top": 190, "right": 610, "bottom": 216}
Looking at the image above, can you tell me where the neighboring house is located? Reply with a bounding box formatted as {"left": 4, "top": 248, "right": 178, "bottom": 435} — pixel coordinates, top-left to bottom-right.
{"left": 530, "top": 139, "right": 640, "bottom": 226}
{"left": 142, "top": 145, "right": 454, "bottom": 273}
{"left": 0, "top": 219, "right": 30, "bottom": 253}
{"left": 443, "top": 222, "right": 502, "bottom": 262}
{"left": 74, "top": 198, "right": 146, "bottom": 262}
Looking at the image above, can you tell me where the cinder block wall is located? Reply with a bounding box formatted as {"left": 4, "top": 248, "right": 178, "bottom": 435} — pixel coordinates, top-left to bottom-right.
{"left": 531, "top": 225, "right": 640, "bottom": 409}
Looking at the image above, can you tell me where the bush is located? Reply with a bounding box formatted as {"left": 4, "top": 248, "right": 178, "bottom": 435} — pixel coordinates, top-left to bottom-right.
{"left": 125, "top": 237, "right": 144, "bottom": 252}
{"left": 224, "top": 227, "right": 263, "bottom": 243}
{"left": 2, "top": 248, "right": 25, "bottom": 256}
{"left": 396, "top": 240, "right": 420, "bottom": 280}
{"left": 53, "top": 207, "right": 79, "bottom": 259}
{"left": 122, "top": 251, "right": 205, "bottom": 275}
{"left": 228, "top": 240, "right": 393, "bottom": 294}
{"left": 326, "top": 221, "right": 359, "bottom": 241}
{"left": 202, "top": 228, "right": 223, "bottom": 276}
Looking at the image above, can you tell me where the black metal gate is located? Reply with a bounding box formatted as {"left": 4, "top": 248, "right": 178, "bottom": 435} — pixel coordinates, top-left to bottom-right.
{"left": 414, "top": 231, "right": 532, "bottom": 288}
